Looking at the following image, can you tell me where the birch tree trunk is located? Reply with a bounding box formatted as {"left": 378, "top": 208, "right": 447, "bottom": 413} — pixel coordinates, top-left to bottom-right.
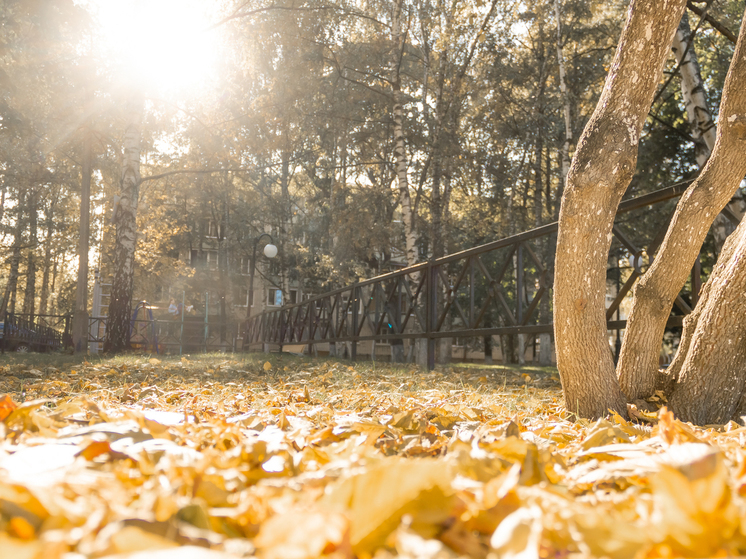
{"left": 391, "top": 0, "right": 418, "bottom": 269}
{"left": 672, "top": 13, "right": 716, "bottom": 165}
{"left": 73, "top": 130, "right": 92, "bottom": 353}
{"left": 22, "top": 187, "right": 37, "bottom": 316}
{"left": 554, "top": 0, "right": 572, "bottom": 207}
{"left": 39, "top": 188, "right": 58, "bottom": 316}
{"left": 104, "top": 95, "right": 142, "bottom": 353}
{"left": 553, "top": 0, "right": 687, "bottom": 419}
{"left": 617, "top": 9, "right": 746, "bottom": 400}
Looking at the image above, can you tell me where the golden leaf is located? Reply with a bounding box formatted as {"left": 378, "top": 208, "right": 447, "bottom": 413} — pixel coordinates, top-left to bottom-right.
{"left": 255, "top": 510, "right": 351, "bottom": 559}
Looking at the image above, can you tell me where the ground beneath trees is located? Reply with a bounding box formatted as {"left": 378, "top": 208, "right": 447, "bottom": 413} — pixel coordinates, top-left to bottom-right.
{"left": 0, "top": 353, "right": 744, "bottom": 558}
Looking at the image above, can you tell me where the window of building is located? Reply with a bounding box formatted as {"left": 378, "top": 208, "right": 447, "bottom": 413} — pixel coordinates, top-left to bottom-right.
{"left": 238, "top": 286, "right": 251, "bottom": 307}
{"left": 267, "top": 288, "right": 282, "bottom": 306}
{"left": 238, "top": 256, "right": 252, "bottom": 275}
{"left": 190, "top": 250, "right": 204, "bottom": 268}
{"left": 268, "top": 259, "right": 280, "bottom": 276}
{"left": 206, "top": 221, "right": 222, "bottom": 238}
{"left": 206, "top": 250, "right": 219, "bottom": 270}
{"left": 288, "top": 289, "right": 298, "bottom": 304}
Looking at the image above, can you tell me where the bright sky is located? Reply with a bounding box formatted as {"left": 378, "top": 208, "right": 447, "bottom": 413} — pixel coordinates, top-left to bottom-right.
{"left": 85, "top": 0, "right": 225, "bottom": 96}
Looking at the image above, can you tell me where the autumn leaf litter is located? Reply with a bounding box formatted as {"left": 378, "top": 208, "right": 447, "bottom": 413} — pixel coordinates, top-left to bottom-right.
{"left": 0, "top": 354, "right": 745, "bottom": 558}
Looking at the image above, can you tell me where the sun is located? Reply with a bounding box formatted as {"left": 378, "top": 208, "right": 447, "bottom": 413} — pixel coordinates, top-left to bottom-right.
{"left": 88, "top": 0, "right": 224, "bottom": 96}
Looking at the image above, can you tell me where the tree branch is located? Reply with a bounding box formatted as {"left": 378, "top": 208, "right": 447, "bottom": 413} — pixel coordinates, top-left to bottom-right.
{"left": 207, "top": 4, "right": 386, "bottom": 31}
{"left": 687, "top": 1, "right": 738, "bottom": 44}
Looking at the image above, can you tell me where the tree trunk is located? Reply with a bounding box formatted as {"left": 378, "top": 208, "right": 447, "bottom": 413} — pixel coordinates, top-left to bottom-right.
{"left": 554, "top": 0, "right": 572, "bottom": 211}
{"left": 391, "top": 0, "right": 418, "bottom": 269}
{"left": 73, "top": 130, "right": 92, "bottom": 353}
{"left": 668, "top": 215, "right": 746, "bottom": 424}
{"left": 104, "top": 95, "right": 142, "bottom": 353}
{"left": 553, "top": 0, "right": 687, "bottom": 419}
{"left": 672, "top": 13, "right": 717, "bottom": 166}
{"left": 0, "top": 189, "right": 25, "bottom": 318}
{"left": 39, "top": 186, "right": 59, "bottom": 317}
{"left": 542, "top": 0, "right": 573, "bottom": 368}
{"left": 617, "top": 10, "right": 746, "bottom": 400}
{"left": 672, "top": 12, "right": 744, "bottom": 255}
{"left": 22, "top": 188, "right": 37, "bottom": 316}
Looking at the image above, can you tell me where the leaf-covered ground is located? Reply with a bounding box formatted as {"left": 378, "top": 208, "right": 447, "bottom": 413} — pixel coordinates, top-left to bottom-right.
{"left": 0, "top": 353, "right": 745, "bottom": 559}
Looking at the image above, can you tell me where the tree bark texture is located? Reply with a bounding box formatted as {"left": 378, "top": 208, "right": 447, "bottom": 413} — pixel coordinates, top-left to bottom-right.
{"left": 553, "top": 0, "right": 687, "bottom": 419}
{"left": 672, "top": 11, "right": 743, "bottom": 256}
{"left": 617, "top": 9, "right": 746, "bottom": 401}
{"left": 104, "top": 96, "right": 142, "bottom": 353}
{"left": 668, "top": 215, "right": 746, "bottom": 424}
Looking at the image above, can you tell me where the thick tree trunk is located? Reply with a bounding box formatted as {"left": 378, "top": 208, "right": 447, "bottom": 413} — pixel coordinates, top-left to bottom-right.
{"left": 617, "top": 10, "right": 746, "bottom": 400}
{"left": 553, "top": 0, "right": 687, "bottom": 419}
{"left": 104, "top": 95, "right": 142, "bottom": 353}
{"left": 668, "top": 216, "right": 746, "bottom": 424}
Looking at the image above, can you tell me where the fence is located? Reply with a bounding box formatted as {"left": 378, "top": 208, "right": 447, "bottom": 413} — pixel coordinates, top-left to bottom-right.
{"left": 0, "top": 313, "right": 69, "bottom": 352}
{"left": 0, "top": 311, "right": 238, "bottom": 355}
{"left": 243, "top": 181, "right": 737, "bottom": 368}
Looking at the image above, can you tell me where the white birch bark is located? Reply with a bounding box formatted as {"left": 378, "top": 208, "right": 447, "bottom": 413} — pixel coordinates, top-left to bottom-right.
{"left": 391, "top": 0, "right": 418, "bottom": 269}
{"left": 104, "top": 94, "right": 143, "bottom": 353}
{"left": 672, "top": 13, "right": 716, "bottom": 165}
{"left": 554, "top": 0, "right": 572, "bottom": 202}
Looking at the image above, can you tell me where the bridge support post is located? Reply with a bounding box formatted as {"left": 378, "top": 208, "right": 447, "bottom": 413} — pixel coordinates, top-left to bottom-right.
{"left": 427, "top": 260, "right": 436, "bottom": 371}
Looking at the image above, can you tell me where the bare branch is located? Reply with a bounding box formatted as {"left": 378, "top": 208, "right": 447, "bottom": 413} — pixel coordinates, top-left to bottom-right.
{"left": 687, "top": 1, "right": 738, "bottom": 44}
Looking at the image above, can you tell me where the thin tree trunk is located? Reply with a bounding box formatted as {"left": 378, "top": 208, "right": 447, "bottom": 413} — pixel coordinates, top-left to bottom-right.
{"left": 22, "top": 187, "right": 37, "bottom": 316}
{"left": 104, "top": 94, "right": 142, "bottom": 353}
{"left": 391, "top": 0, "right": 418, "bottom": 268}
{"left": 0, "top": 189, "right": 25, "bottom": 319}
{"left": 618, "top": 10, "right": 746, "bottom": 400}
{"left": 554, "top": 0, "right": 687, "bottom": 419}
{"left": 673, "top": 13, "right": 717, "bottom": 165}
{"left": 554, "top": 0, "right": 572, "bottom": 213}
{"left": 39, "top": 185, "right": 59, "bottom": 317}
{"left": 73, "top": 130, "right": 92, "bottom": 353}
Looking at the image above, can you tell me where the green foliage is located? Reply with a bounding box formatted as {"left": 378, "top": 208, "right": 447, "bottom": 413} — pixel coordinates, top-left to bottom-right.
{"left": 1, "top": 0, "right": 743, "bottom": 321}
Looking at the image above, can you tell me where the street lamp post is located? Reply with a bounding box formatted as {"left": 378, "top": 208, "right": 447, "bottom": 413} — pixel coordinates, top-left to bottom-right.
{"left": 247, "top": 233, "right": 277, "bottom": 320}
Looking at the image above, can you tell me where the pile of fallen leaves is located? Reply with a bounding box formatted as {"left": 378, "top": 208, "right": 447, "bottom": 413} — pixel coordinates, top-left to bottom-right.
{"left": 1, "top": 354, "right": 746, "bottom": 559}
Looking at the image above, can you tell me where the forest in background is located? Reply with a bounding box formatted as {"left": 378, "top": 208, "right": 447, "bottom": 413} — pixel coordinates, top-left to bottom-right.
{"left": 0, "top": 0, "right": 743, "bottom": 319}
